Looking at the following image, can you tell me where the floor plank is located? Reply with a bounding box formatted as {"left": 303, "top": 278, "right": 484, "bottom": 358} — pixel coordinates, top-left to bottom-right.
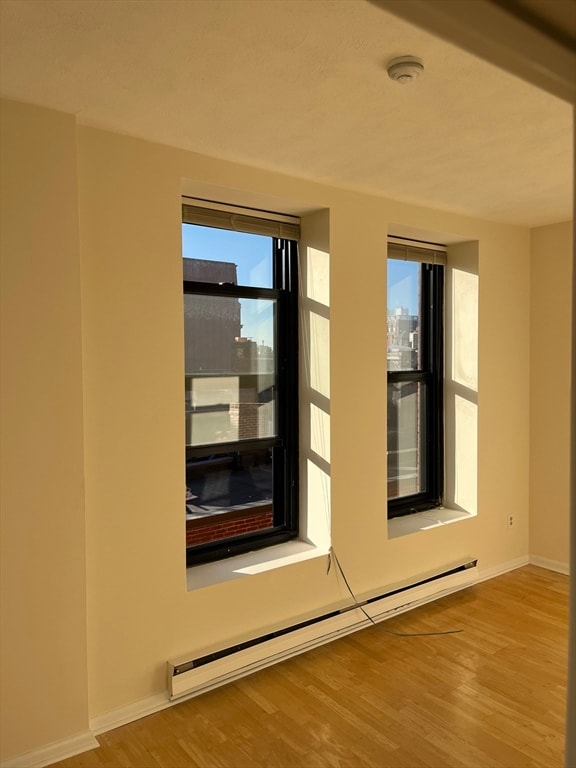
{"left": 51, "top": 566, "right": 568, "bottom": 768}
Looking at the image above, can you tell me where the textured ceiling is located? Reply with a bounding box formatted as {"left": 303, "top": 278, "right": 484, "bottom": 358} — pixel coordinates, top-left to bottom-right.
{"left": 0, "top": 0, "right": 572, "bottom": 226}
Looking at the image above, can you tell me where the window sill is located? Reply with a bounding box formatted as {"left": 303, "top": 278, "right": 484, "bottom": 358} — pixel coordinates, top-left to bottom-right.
{"left": 186, "top": 540, "right": 329, "bottom": 591}
{"left": 388, "top": 507, "right": 474, "bottom": 539}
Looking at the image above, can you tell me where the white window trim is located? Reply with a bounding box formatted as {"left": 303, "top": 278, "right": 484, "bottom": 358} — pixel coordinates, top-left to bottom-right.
{"left": 388, "top": 506, "right": 474, "bottom": 539}
{"left": 186, "top": 540, "right": 329, "bottom": 591}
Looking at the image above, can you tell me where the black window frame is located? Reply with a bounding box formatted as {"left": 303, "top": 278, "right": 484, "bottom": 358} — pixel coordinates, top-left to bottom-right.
{"left": 387, "top": 256, "right": 444, "bottom": 518}
{"left": 183, "top": 219, "right": 299, "bottom": 566}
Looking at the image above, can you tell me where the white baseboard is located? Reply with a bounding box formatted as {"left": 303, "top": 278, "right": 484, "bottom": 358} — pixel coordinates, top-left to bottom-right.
{"left": 529, "top": 555, "right": 570, "bottom": 575}
{"left": 475, "top": 555, "right": 530, "bottom": 584}
{"left": 0, "top": 731, "right": 98, "bottom": 768}
{"left": 90, "top": 692, "right": 171, "bottom": 735}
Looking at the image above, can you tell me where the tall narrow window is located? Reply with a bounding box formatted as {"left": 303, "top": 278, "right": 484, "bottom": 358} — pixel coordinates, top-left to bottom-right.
{"left": 387, "top": 239, "right": 445, "bottom": 517}
{"left": 182, "top": 201, "right": 299, "bottom": 565}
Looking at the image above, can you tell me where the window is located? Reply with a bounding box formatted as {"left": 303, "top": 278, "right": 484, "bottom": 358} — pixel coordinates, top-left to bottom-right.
{"left": 387, "top": 239, "right": 445, "bottom": 518}
{"left": 182, "top": 201, "right": 299, "bottom": 565}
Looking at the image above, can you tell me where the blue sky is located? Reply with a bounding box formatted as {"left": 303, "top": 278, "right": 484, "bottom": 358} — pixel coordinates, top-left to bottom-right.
{"left": 182, "top": 224, "right": 272, "bottom": 288}
{"left": 182, "top": 224, "right": 275, "bottom": 346}
{"left": 387, "top": 259, "right": 419, "bottom": 315}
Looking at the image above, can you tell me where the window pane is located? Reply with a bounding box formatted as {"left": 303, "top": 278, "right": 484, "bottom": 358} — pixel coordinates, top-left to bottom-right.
{"left": 186, "top": 448, "right": 274, "bottom": 548}
{"left": 184, "top": 294, "right": 276, "bottom": 446}
{"left": 387, "top": 260, "right": 421, "bottom": 371}
{"left": 182, "top": 224, "right": 273, "bottom": 288}
{"left": 387, "top": 381, "right": 426, "bottom": 500}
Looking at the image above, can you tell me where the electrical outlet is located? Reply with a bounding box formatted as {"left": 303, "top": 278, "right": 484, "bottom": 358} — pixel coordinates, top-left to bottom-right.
{"left": 507, "top": 514, "right": 514, "bottom": 528}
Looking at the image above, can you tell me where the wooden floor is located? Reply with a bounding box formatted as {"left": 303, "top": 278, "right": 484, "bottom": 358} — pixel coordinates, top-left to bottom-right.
{"left": 53, "top": 565, "right": 569, "bottom": 768}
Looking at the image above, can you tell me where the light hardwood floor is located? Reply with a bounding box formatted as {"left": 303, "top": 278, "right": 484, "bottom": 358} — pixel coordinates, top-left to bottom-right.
{"left": 52, "top": 565, "right": 568, "bottom": 768}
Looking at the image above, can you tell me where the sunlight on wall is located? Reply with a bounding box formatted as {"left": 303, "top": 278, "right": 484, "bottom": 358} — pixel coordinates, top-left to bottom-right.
{"left": 309, "top": 311, "right": 330, "bottom": 399}
{"left": 306, "top": 458, "right": 331, "bottom": 546}
{"left": 307, "top": 246, "right": 330, "bottom": 307}
{"left": 453, "top": 394, "right": 478, "bottom": 514}
{"left": 300, "top": 218, "right": 331, "bottom": 549}
{"left": 445, "top": 248, "right": 479, "bottom": 515}
{"left": 452, "top": 268, "right": 478, "bottom": 390}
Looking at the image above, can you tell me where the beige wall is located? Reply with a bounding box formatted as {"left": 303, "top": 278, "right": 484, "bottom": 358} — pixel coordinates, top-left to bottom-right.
{"left": 0, "top": 101, "right": 89, "bottom": 759}
{"left": 0, "top": 98, "right": 542, "bottom": 761}
{"left": 78, "top": 125, "right": 532, "bottom": 714}
{"left": 530, "top": 221, "right": 573, "bottom": 569}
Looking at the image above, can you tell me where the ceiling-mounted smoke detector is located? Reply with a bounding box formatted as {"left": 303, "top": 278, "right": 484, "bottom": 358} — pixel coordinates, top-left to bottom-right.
{"left": 387, "top": 56, "right": 424, "bottom": 84}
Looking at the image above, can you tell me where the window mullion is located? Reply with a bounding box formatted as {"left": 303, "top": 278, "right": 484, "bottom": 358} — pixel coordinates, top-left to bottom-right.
{"left": 387, "top": 370, "right": 428, "bottom": 383}
{"left": 183, "top": 281, "right": 279, "bottom": 300}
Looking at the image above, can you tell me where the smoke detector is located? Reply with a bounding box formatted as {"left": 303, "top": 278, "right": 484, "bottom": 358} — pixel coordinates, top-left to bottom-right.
{"left": 387, "top": 56, "right": 424, "bottom": 84}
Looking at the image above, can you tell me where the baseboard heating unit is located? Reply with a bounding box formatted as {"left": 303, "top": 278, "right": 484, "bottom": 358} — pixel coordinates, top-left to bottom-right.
{"left": 167, "top": 558, "right": 477, "bottom": 701}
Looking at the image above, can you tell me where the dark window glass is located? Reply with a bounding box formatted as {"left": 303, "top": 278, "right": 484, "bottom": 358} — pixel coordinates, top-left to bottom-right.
{"left": 387, "top": 380, "right": 426, "bottom": 500}
{"left": 184, "top": 294, "right": 277, "bottom": 446}
{"left": 186, "top": 448, "right": 273, "bottom": 519}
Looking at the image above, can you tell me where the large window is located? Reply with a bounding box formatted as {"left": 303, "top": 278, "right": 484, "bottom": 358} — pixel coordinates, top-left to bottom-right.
{"left": 387, "top": 239, "right": 445, "bottom": 517}
{"left": 183, "top": 201, "right": 299, "bottom": 565}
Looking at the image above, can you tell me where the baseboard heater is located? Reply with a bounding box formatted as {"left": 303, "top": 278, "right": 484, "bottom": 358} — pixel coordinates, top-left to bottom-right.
{"left": 168, "top": 558, "right": 477, "bottom": 701}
